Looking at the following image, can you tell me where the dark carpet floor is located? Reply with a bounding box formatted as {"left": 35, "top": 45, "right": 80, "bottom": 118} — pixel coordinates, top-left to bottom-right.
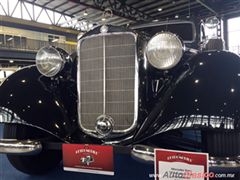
{"left": 0, "top": 124, "right": 239, "bottom": 180}
{"left": 0, "top": 124, "right": 153, "bottom": 180}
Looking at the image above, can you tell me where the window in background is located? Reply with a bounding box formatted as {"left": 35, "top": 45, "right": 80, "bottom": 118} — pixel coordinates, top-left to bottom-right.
{"left": 48, "top": 35, "right": 60, "bottom": 43}
{"left": 0, "top": 34, "right": 4, "bottom": 46}
{"left": 0, "top": 71, "right": 4, "bottom": 79}
{"left": 0, "top": 70, "right": 15, "bottom": 84}
{"left": 228, "top": 17, "right": 240, "bottom": 55}
{"left": 5, "top": 35, "right": 13, "bottom": 47}
{"left": 5, "top": 70, "right": 14, "bottom": 77}
{"left": 14, "top": 36, "right": 21, "bottom": 48}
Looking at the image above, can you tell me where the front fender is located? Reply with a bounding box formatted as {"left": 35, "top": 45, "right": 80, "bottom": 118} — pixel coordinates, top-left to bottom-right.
{"left": 0, "top": 66, "right": 77, "bottom": 141}
{"left": 136, "top": 51, "right": 240, "bottom": 140}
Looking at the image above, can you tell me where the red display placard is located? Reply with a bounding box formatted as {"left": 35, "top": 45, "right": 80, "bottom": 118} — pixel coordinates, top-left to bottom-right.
{"left": 155, "top": 149, "right": 208, "bottom": 180}
{"left": 62, "top": 144, "right": 114, "bottom": 175}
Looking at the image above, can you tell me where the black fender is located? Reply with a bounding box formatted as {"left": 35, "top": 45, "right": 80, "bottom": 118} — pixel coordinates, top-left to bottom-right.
{"left": 0, "top": 66, "right": 77, "bottom": 141}
{"left": 135, "top": 51, "right": 240, "bottom": 141}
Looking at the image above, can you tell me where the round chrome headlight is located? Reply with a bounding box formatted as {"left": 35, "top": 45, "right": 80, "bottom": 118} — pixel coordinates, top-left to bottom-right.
{"left": 145, "top": 32, "right": 183, "bottom": 70}
{"left": 36, "top": 46, "right": 66, "bottom": 77}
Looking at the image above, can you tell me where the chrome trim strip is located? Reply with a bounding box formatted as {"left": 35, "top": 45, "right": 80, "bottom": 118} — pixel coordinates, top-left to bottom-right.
{"left": 131, "top": 145, "right": 240, "bottom": 168}
{"left": 77, "top": 31, "right": 138, "bottom": 138}
{"left": 103, "top": 36, "right": 106, "bottom": 115}
{"left": 209, "top": 156, "right": 240, "bottom": 168}
{"left": 131, "top": 145, "right": 154, "bottom": 163}
{"left": 0, "top": 139, "right": 42, "bottom": 155}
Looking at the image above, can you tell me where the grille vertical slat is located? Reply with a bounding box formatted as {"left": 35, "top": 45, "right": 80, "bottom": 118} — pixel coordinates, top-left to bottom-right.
{"left": 79, "top": 33, "right": 137, "bottom": 132}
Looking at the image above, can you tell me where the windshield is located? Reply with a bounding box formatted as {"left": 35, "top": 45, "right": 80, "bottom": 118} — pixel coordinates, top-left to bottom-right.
{"left": 132, "top": 21, "right": 196, "bottom": 43}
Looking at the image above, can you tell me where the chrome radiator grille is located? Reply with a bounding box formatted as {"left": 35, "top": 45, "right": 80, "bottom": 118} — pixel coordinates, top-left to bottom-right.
{"left": 78, "top": 32, "right": 137, "bottom": 133}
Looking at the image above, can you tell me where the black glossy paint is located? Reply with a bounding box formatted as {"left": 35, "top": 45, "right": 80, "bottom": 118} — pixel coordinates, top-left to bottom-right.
{"left": 136, "top": 51, "right": 240, "bottom": 142}
{"left": 1, "top": 23, "right": 240, "bottom": 158}
{"left": 0, "top": 66, "right": 78, "bottom": 141}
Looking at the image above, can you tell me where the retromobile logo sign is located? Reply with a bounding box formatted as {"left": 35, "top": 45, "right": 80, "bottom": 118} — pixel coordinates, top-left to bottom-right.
{"left": 154, "top": 149, "right": 209, "bottom": 180}
{"left": 62, "top": 144, "right": 114, "bottom": 175}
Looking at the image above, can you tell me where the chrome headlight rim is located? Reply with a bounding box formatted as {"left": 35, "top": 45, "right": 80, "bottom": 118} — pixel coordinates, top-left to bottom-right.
{"left": 36, "top": 46, "right": 67, "bottom": 77}
{"left": 145, "top": 31, "right": 184, "bottom": 70}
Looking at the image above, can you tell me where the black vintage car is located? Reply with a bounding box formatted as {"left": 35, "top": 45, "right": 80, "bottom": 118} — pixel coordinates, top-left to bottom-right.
{"left": 0, "top": 18, "right": 239, "bottom": 175}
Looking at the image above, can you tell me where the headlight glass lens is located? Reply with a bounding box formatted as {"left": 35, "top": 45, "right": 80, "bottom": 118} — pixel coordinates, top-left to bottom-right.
{"left": 145, "top": 32, "right": 183, "bottom": 70}
{"left": 36, "top": 46, "right": 64, "bottom": 77}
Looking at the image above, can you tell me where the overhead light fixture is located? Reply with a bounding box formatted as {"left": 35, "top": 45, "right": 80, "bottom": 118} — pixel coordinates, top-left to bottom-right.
{"left": 9, "top": 60, "right": 14, "bottom": 63}
{"left": 175, "top": 14, "right": 179, "bottom": 18}
{"left": 7, "top": 37, "right": 13, "bottom": 41}
{"left": 83, "top": 11, "right": 88, "bottom": 16}
{"left": 231, "top": 88, "right": 235, "bottom": 93}
{"left": 52, "top": 38, "right": 59, "bottom": 42}
{"left": 152, "top": 19, "right": 159, "bottom": 22}
{"left": 102, "top": 18, "right": 106, "bottom": 21}
{"left": 88, "top": 23, "right": 93, "bottom": 28}
{"left": 194, "top": 79, "right": 199, "bottom": 84}
{"left": 158, "top": 8, "right": 163, "bottom": 11}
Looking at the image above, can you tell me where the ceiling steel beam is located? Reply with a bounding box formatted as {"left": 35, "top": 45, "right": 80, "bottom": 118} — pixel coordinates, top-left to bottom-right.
{"left": 68, "top": 0, "right": 152, "bottom": 22}
{"left": 149, "top": 0, "right": 190, "bottom": 15}
{"left": 107, "top": 17, "right": 130, "bottom": 24}
{"left": 103, "top": 0, "right": 151, "bottom": 21}
{"left": 138, "top": 0, "right": 171, "bottom": 12}
{"left": 130, "top": 0, "right": 159, "bottom": 9}
{"left": 23, "top": 0, "right": 74, "bottom": 17}
{"left": 158, "top": 4, "right": 201, "bottom": 18}
{"left": 42, "top": 0, "right": 54, "bottom": 7}
{"left": 118, "top": 21, "right": 132, "bottom": 26}
{"left": 69, "top": 8, "right": 87, "bottom": 16}
{"left": 81, "top": 12, "right": 104, "bottom": 23}
{"left": 107, "top": 17, "right": 128, "bottom": 24}
{"left": 219, "top": 1, "right": 240, "bottom": 17}
{"left": 62, "top": 5, "right": 77, "bottom": 13}
{"left": 128, "top": 0, "right": 141, "bottom": 6}
{"left": 152, "top": 1, "right": 198, "bottom": 17}
{"left": 196, "top": 0, "right": 217, "bottom": 15}
{"left": 113, "top": 19, "right": 131, "bottom": 25}
{"left": 53, "top": 1, "right": 69, "bottom": 9}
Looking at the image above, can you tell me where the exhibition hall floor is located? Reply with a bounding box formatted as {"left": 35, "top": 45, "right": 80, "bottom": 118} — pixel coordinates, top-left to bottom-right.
{"left": 0, "top": 124, "right": 153, "bottom": 180}
{"left": 0, "top": 153, "right": 153, "bottom": 180}
{"left": 0, "top": 124, "right": 239, "bottom": 180}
